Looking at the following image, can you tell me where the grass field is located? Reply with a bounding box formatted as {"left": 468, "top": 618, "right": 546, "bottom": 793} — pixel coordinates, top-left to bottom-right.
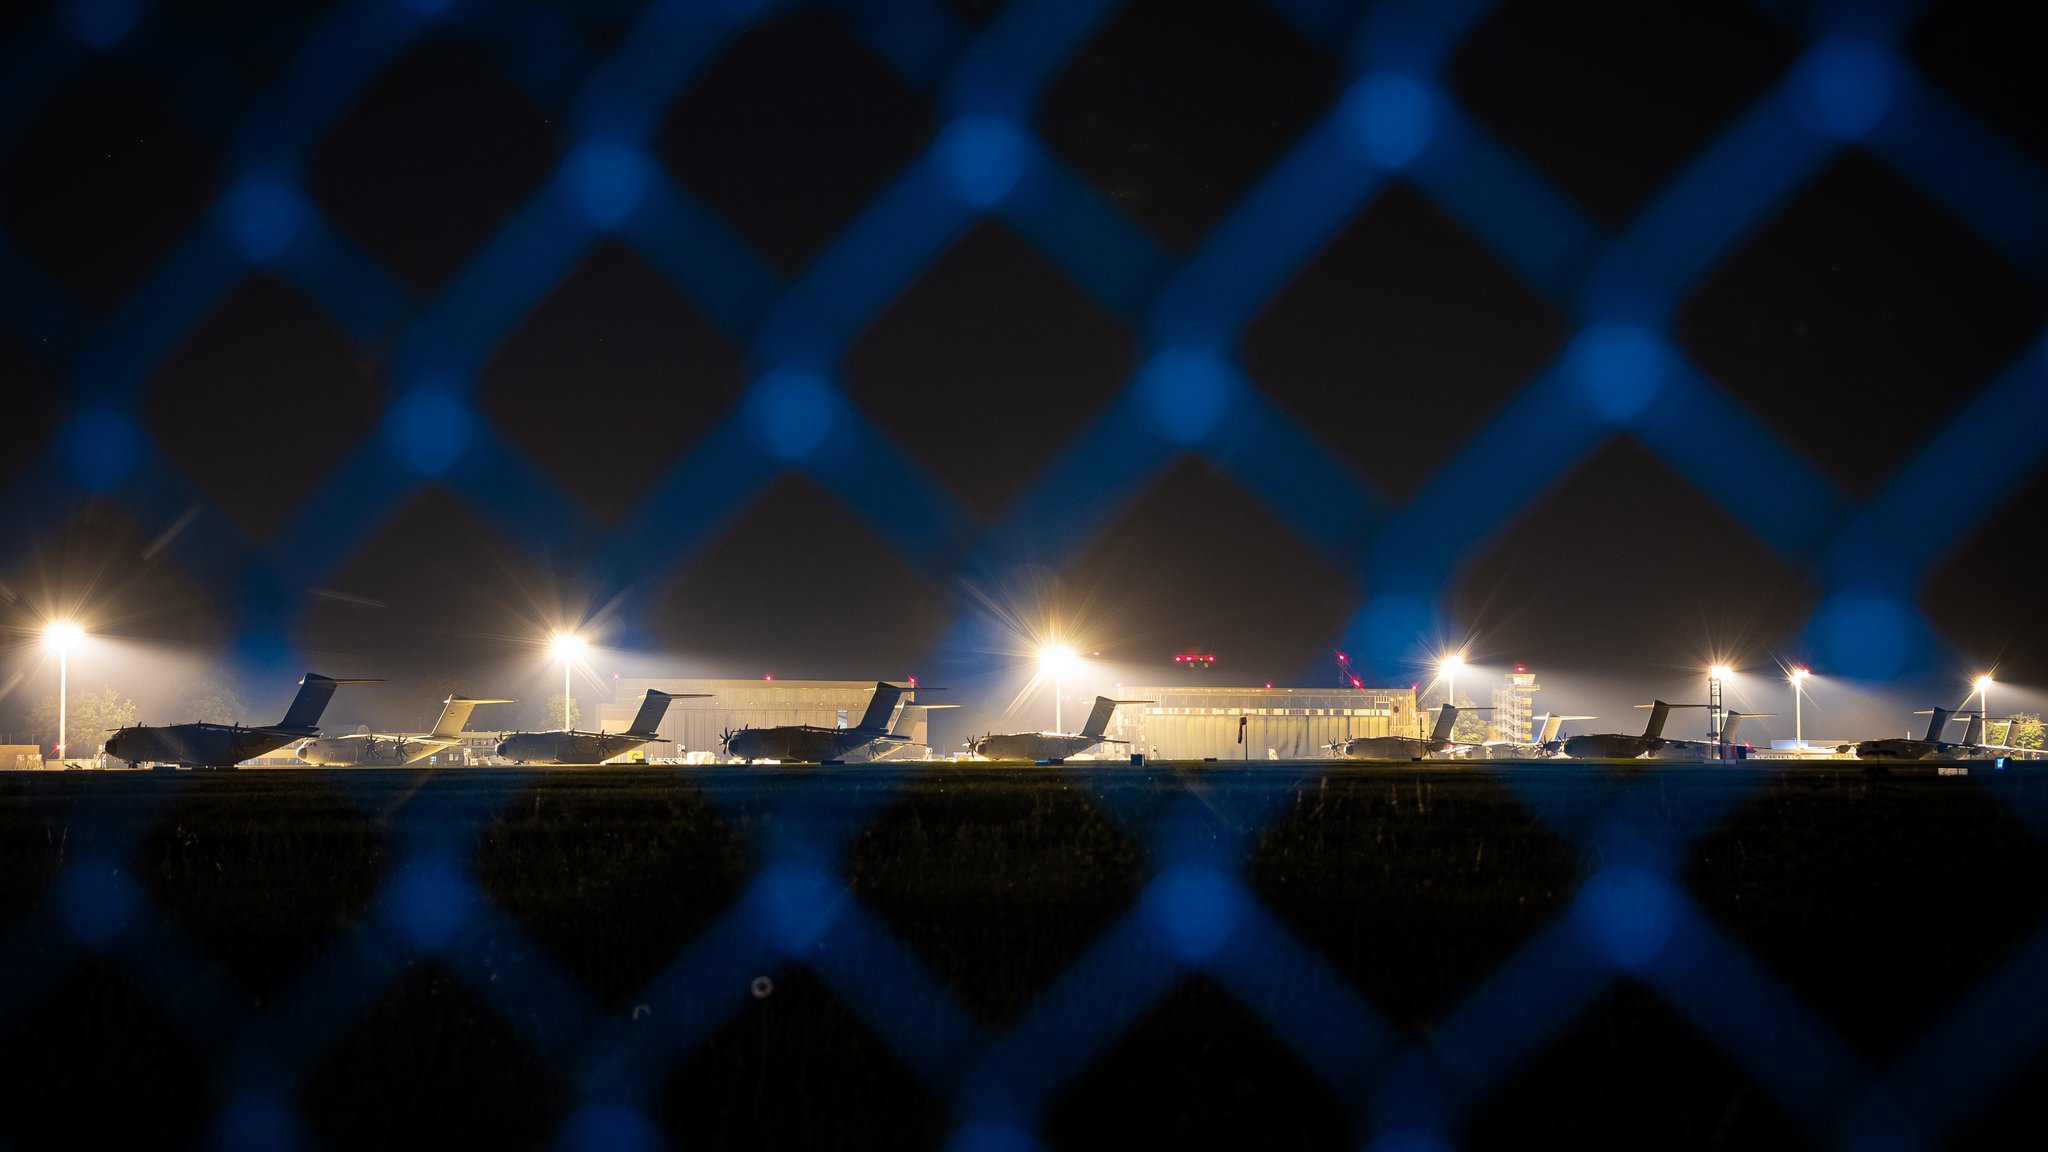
{"left": 1, "top": 762, "right": 2045, "bottom": 1149}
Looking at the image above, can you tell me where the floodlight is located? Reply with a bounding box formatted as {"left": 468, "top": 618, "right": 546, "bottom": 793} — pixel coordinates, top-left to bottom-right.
{"left": 43, "top": 621, "right": 84, "bottom": 652}
{"left": 1038, "top": 644, "right": 1078, "bottom": 673}
{"left": 1975, "top": 674, "right": 1995, "bottom": 694}
{"left": 550, "top": 631, "right": 587, "bottom": 659}
{"left": 1709, "top": 664, "right": 1733, "bottom": 680}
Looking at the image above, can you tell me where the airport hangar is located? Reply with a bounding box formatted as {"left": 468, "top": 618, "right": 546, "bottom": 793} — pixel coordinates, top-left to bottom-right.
{"left": 590, "top": 678, "right": 1424, "bottom": 761}
{"left": 1119, "top": 685, "right": 1421, "bottom": 760}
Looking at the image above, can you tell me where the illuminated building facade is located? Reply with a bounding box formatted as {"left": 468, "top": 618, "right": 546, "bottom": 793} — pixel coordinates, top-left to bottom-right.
{"left": 1121, "top": 685, "right": 1418, "bottom": 760}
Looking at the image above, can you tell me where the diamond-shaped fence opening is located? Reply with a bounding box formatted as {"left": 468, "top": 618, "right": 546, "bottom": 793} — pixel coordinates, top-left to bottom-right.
{"left": 1241, "top": 180, "right": 1570, "bottom": 499}
{"left": 1056, "top": 457, "right": 1353, "bottom": 681}
{"left": 293, "top": 486, "right": 569, "bottom": 701}
{"left": 844, "top": 221, "right": 1138, "bottom": 519}
{"left": 1675, "top": 149, "right": 2044, "bottom": 496}
{"left": 1036, "top": 0, "right": 1343, "bottom": 253}
{"left": 0, "top": 960, "right": 217, "bottom": 1149}
{"left": 657, "top": 965, "right": 952, "bottom": 1150}
{"left": 145, "top": 274, "right": 387, "bottom": 538}
{"left": 1907, "top": 0, "right": 2048, "bottom": 170}
{"left": 1041, "top": 975, "right": 1358, "bottom": 1150}
{"left": 299, "top": 962, "right": 568, "bottom": 1150}
{"left": 1921, "top": 461, "right": 2048, "bottom": 685}
{"left": 1445, "top": 0, "right": 1800, "bottom": 229}
{"left": 138, "top": 774, "right": 390, "bottom": 1000}
{"left": 845, "top": 776, "right": 1147, "bottom": 1025}
{"left": 477, "top": 240, "right": 746, "bottom": 522}
{"left": 657, "top": 7, "right": 938, "bottom": 276}
{"left": 0, "top": 60, "right": 221, "bottom": 314}
{"left": 308, "top": 38, "right": 564, "bottom": 297}
{"left": 471, "top": 775, "right": 752, "bottom": 1009}
{"left": 1448, "top": 439, "right": 1817, "bottom": 679}
{"left": 7, "top": 0, "right": 2048, "bottom": 1147}
{"left": 1463, "top": 981, "right": 1810, "bottom": 1151}
{"left": 651, "top": 474, "right": 953, "bottom": 679}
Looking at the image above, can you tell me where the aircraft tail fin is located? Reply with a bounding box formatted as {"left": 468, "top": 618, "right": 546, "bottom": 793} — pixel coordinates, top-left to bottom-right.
{"left": 1542, "top": 715, "right": 1595, "bottom": 744}
{"left": 1959, "top": 711, "right": 1985, "bottom": 747}
{"left": 430, "top": 696, "right": 513, "bottom": 739}
{"left": 1426, "top": 704, "right": 1492, "bottom": 744}
{"left": 889, "top": 702, "right": 959, "bottom": 742}
{"left": 627, "top": 690, "right": 709, "bottom": 736}
{"left": 1079, "top": 697, "right": 1152, "bottom": 739}
{"left": 1631, "top": 702, "right": 1710, "bottom": 741}
{"left": 277, "top": 674, "right": 381, "bottom": 732}
{"left": 856, "top": 682, "right": 914, "bottom": 733}
{"left": 1921, "top": 707, "right": 1953, "bottom": 743}
{"left": 1720, "top": 712, "right": 1772, "bottom": 746}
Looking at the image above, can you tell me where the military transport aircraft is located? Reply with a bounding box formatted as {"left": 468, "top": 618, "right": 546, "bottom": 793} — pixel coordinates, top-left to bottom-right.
{"left": 496, "top": 689, "right": 704, "bottom": 764}
{"left": 295, "top": 695, "right": 512, "bottom": 766}
{"left": 1848, "top": 707, "right": 2005, "bottom": 760}
{"left": 1559, "top": 701, "right": 1711, "bottom": 759}
{"left": 1326, "top": 704, "right": 1489, "bottom": 759}
{"left": 104, "top": 673, "right": 380, "bottom": 769}
{"left": 966, "top": 696, "right": 1151, "bottom": 761}
{"left": 722, "top": 681, "right": 919, "bottom": 763}
{"left": 1474, "top": 712, "right": 1596, "bottom": 758}
{"left": 1644, "top": 712, "right": 1773, "bottom": 760}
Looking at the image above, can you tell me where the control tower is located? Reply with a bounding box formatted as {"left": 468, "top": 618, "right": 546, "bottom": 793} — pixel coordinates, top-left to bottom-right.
{"left": 1491, "top": 665, "right": 1540, "bottom": 743}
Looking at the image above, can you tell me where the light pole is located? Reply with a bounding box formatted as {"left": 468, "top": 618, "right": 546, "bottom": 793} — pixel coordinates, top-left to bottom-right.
{"left": 1790, "top": 667, "right": 1810, "bottom": 756}
{"left": 1441, "top": 652, "right": 1464, "bottom": 713}
{"left": 1975, "top": 674, "right": 1993, "bottom": 726}
{"left": 44, "top": 622, "right": 84, "bottom": 760}
{"left": 551, "top": 632, "right": 585, "bottom": 731}
{"left": 1709, "top": 664, "right": 1732, "bottom": 752}
{"left": 1040, "top": 644, "right": 1077, "bottom": 732}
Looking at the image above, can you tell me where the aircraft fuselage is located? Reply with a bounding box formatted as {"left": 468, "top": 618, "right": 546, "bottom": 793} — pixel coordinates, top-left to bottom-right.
{"left": 104, "top": 723, "right": 308, "bottom": 769}
{"left": 1560, "top": 734, "right": 1663, "bottom": 759}
{"left": 726, "top": 726, "right": 888, "bottom": 763}
{"left": 1328, "top": 735, "right": 1445, "bottom": 759}
{"left": 968, "top": 732, "right": 1114, "bottom": 760}
{"left": 496, "top": 731, "right": 656, "bottom": 764}
{"left": 295, "top": 736, "right": 451, "bottom": 766}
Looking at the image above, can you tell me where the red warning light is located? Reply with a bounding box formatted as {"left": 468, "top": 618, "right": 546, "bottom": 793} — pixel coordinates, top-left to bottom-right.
{"left": 1516, "top": 664, "right": 1526, "bottom": 673}
{"left": 765, "top": 673, "right": 773, "bottom": 681}
{"left": 1351, "top": 677, "right": 1363, "bottom": 688}
{"left": 909, "top": 676, "right": 918, "bottom": 687}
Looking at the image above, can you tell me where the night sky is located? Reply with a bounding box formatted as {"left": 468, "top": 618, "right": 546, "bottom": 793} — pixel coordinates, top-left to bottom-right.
{"left": 2, "top": 0, "right": 2044, "bottom": 745}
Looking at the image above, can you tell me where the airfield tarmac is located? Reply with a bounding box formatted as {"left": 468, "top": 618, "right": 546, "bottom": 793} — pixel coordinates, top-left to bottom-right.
{"left": 2, "top": 761, "right": 2045, "bottom": 1149}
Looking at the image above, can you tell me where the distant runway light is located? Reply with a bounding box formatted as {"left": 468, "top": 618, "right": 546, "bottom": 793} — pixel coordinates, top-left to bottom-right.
{"left": 387, "top": 389, "right": 470, "bottom": 476}
{"left": 1796, "top": 39, "right": 1895, "bottom": 140}
{"left": 1137, "top": 348, "right": 1230, "bottom": 444}
{"left": 1566, "top": 323, "right": 1667, "bottom": 424}
{"left": 746, "top": 370, "right": 835, "bottom": 460}
{"left": 1341, "top": 73, "right": 1435, "bottom": 169}
{"left": 63, "top": 0, "right": 137, "bottom": 47}
{"left": 217, "top": 174, "right": 305, "bottom": 262}
{"left": 936, "top": 114, "right": 1026, "bottom": 207}
{"left": 567, "top": 140, "right": 648, "bottom": 228}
